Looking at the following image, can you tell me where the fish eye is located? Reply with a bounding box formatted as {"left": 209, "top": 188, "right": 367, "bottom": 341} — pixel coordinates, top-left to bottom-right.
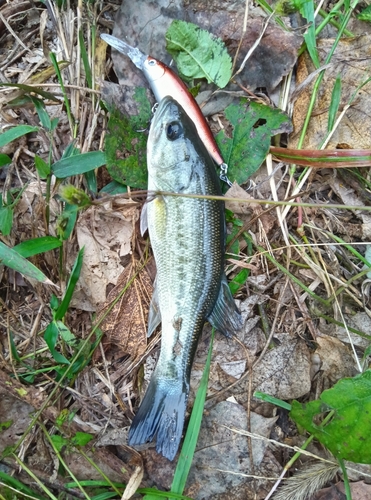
{"left": 166, "top": 121, "right": 183, "bottom": 141}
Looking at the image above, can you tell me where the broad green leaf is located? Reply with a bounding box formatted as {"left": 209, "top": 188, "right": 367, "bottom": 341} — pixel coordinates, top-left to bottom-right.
{"left": 44, "top": 321, "right": 70, "bottom": 364}
{"left": 52, "top": 151, "right": 106, "bottom": 178}
{"left": 216, "top": 100, "right": 292, "bottom": 185}
{"left": 105, "top": 87, "right": 151, "bottom": 189}
{"left": 30, "top": 96, "right": 52, "bottom": 130}
{"left": 99, "top": 180, "right": 127, "bottom": 195}
{"left": 54, "top": 247, "right": 84, "bottom": 320}
{"left": 0, "top": 206, "right": 13, "bottom": 235}
{"left": 13, "top": 236, "right": 62, "bottom": 258}
{"left": 72, "top": 431, "right": 93, "bottom": 446}
{"left": 35, "top": 155, "right": 51, "bottom": 178}
{"left": 57, "top": 204, "right": 78, "bottom": 240}
{"left": 58, "top": 324, "right": 76, "bottom": 345}
{"left": 50, "top": 434, "right": 69, "bottom": 452}
{"left": 85, "top": 169, "right": 97, "bottom": 193}
{"left": 166, "top": 20, "right": 232, "bottom": 88}
{"left": 62, "top": 142, "right": 80, "bottom": 159}
{"left": 0, "top": 125, "right": 38, "bottom": 148}
{"left": 290, "top": 370, "right": 371, "bottom": 463}
{"left": 0, "top": 240, "right": 53, "bottom": 283}
{"left": 229, "top": 268, "right": 249, "bottom": 295}
{"left": 0, "top": 153, "right": 11, "bottom": 167}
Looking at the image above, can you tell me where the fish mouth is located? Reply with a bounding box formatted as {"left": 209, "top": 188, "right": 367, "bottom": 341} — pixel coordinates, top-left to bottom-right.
{"left": 152, "top": 95, "right": 182, "bottom": 127}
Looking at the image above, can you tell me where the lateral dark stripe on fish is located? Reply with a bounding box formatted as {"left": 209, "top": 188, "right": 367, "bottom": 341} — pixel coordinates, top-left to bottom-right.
{"left": 127, "top": 96, "right": 242, "bottom": 460}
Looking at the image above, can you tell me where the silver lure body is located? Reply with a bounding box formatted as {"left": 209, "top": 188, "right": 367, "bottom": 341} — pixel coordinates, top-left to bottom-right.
{"left": 128, "top": 96, "right": 242, "bottom": 460}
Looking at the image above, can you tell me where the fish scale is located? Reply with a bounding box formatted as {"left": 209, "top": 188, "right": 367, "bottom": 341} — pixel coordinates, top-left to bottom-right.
{"left": 127, "top": 96, "right": 242, "bottom": 460}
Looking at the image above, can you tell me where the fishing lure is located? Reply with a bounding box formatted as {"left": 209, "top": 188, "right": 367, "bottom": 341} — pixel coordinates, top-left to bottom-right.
{"left": 101, "top": 33, "right": 232, "bottom": 186}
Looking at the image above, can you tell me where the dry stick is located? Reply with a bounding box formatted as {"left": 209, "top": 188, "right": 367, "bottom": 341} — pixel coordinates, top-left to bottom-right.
{"left": 0, "top": 83, "right": 102, "bottom": 94}
{"left": 253, "top": 276, "right": 289, "bottom": 369}
{"left": 263, "top": 411, "right": 336, "bottom": 500}
{"left": 0, "top": 11, "right": 32, "bottom": 53}
{"left": 266, "top": 153, "right": 289, "bottom": 246}
{"left": 232, "top": 0, "right": 249, "bottom": 73}
{"left": 281, "top": 102, "right": 352, "bottom": 221}
{"left": 315, "top": 237, "right": 362, "bottom": 372}
{"left": 233, "top": 12, "right": 274, "bottom": 78}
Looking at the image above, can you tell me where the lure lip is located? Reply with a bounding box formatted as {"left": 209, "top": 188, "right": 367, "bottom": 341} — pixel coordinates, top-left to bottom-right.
{"left": 100, "top": 33, "right": 147, "bottom": 70}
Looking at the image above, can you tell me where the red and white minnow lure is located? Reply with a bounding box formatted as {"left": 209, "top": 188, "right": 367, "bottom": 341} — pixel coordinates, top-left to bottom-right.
{"left": 101, "top": 33, "right": 231, "bottom": 184}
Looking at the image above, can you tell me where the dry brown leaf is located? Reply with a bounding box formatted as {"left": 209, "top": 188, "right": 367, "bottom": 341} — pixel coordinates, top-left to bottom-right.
{"left": 334, "top": 312, "right": 371, "bottom": 349}
{"left": 313, "top": 334, "right": 358, "bottom": 385}
{"left": 72, "top": 202, "right": 138, "bottom": 310}
{"left": 121, "top": 465, "right": 144, "bottom": 500}
{"left": 97, "top": 260, "right": 153, "bottom": 361}
{"left": 290, "top": 35, "right": 371, "bottom": 149}
{"left": 252, "top": 333, "right": 311, "bottom": 400}
{"left": 328, "top": 176, "right": 371, "bottom": 240}
{"left": 313, "top": 480, "right": 371, "bottom": 500}
{"left": 225, "top": 182, "right": 276, "bottom": 236}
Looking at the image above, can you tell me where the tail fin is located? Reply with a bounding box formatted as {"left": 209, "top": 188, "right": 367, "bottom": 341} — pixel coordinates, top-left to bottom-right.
{"left": 128, "top": 376, "right": 188, "bottom": 461}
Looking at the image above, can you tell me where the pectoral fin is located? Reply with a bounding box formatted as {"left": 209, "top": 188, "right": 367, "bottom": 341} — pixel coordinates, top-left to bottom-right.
{"left": 208, "top": 274, "right": 243, "bottom": 337}
{"left": 148, "top": 277, "right": 161, "bottom": 337}
{"left": 140, "top": 203, "right": 148, "bottom": 236}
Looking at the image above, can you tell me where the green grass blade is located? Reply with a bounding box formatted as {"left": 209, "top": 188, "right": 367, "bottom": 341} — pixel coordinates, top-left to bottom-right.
{"left": 254, "top": 391, "right": 292, "bottom": 410}
{"left": 256, "top": 244, "right": 329, "bottom": 306}
{"left": 90, "top": 493, "right": 118, "bottom": 500}
{"left": 0, "top": 241, "right": 54, "bottom": 284}
{"left": 51, "top": 151, "right": 106, "bottom": 178}
{"left": 170, "top": 329, "right": 215, "bottom": 496}
{"left": 328, "top": 74, "right": 342, "bottom": 131}
{"left": 65, "top": 481, "right": 126, "bottom": 488}
{"left": 300, "top": 0, "right": 320, "bottom": 68}
{"left": 0, "top": 82, "right": 61, "bottom": 102}
{"left": 0, "top": 125, "right": 38, "bottom": 147}
{"left": 140, "top": 489, "right": 194, "bottom": 499}
{"left": 79, "top": 29, "right": 92, "bottom": 88}
{"left": 49, "top": 52, "right": 75, "bottom": 133}
{"left": 0, "top": 470, "right": 48, "bottom": 500}
{"left": 54, "top": 246, "right": 84, "bottom": 320}
{"left": 13, "top": 236, "right": 62, "bottom": 258}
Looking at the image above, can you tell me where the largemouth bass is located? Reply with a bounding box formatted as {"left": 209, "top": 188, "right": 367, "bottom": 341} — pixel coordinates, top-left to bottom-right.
{"left": 128, "top": 96, "right": 242, "bottom": 460}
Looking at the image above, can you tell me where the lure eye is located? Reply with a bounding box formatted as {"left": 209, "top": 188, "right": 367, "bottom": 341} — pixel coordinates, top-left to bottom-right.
{"left": 147, "top": 59, "right": 156, "bottom": 66}
{"left": 166, "top": 121, "right": 183, "bottom": 141}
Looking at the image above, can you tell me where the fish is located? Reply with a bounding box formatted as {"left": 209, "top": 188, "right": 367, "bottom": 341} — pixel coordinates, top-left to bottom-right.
{"left": 127, "top": 95, "right": 242, "bottom": 460}
{"left": 100, "top": 33, "right": 226, "bottom": 170}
